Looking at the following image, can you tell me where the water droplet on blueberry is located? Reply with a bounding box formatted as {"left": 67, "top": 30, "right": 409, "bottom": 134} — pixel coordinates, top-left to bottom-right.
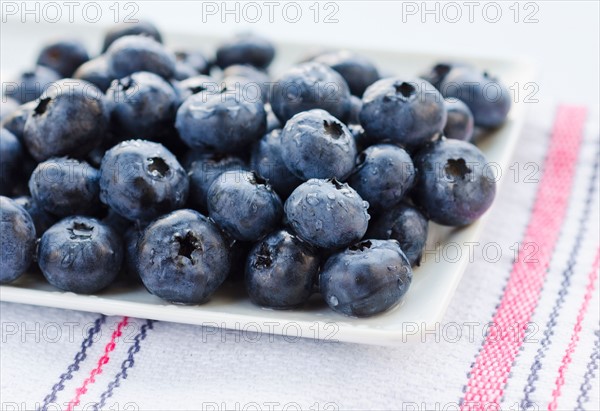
{"left": 305, "top": 193, "right": 319, "bottom": 205}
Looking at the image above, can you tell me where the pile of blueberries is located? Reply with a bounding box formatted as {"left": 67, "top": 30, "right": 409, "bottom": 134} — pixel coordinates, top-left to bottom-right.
{"left": 0, "top": 21, "right": 509, "bottom": 318}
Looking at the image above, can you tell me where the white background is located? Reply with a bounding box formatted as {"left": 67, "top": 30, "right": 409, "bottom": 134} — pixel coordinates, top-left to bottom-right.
{"left": 1, "top": 1, "right": 599, "bottom": 105}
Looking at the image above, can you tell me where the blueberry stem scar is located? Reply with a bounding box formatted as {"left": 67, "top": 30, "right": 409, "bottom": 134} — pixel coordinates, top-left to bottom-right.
{"left": 67, "top": 222, "right": 94, "bottom": 240}
{"left": 176, "top": 231, "right": 201, "bottom": 264}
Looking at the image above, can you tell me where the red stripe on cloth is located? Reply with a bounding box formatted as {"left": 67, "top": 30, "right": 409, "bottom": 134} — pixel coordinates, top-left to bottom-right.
{"left": 66, "top": 317, "right": 129, "bottom": 411}
{"left": 548, "top": 248, "right": 600, "bottom": 411}
{"left": 460, "top": 105, "right": 588, "bottom": 410}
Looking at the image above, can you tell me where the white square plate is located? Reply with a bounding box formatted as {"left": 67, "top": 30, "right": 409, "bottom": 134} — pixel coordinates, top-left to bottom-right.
{"left": 0, "top": 23, "right": 534, "bottom": 345}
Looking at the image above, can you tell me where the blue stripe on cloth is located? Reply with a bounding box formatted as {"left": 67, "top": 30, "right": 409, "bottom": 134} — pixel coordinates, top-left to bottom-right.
{"left": 38, "top": 314, "right": 106, "bottom": 411}
{"left": 521, "top": 145, "right": 600, "bottom": 410}
{"left": 575, "top": 329, "right": 600, "bottom": 411}
{"left": 91, "top": 319, "right": 156, "bottom": 410}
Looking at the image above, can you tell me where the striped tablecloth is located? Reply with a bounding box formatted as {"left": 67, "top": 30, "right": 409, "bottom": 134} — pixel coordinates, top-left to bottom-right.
{"left": 1, "top": 102, "right": 599, "bottom": 411}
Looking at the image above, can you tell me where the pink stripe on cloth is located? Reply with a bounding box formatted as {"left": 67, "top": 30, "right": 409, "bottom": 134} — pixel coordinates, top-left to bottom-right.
{"left": 66, "top": 317, "right": 129, "bottom": 411}
{"left": 548, "top": 249, "right": 600, "bottom": 411}
{"left": 460, "top": 105, "right": 588, "bottom": 410}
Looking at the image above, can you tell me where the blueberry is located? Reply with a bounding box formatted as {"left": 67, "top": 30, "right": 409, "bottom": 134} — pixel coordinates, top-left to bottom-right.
{"left": 320, "top": 239, "right": 412, "bottom": 317}
{"left": 264, "top": 103, "right": 281, "bottom": 132}
{"left": 85, "top": 130, "right": 121, "bottom": 169}
{"left": 37, "top": 39, "right": 90, "bottom": 78}
{"left": 187, "top": 153, "right": 246, "bottom": 212}
{"left": 101, "top": 208, "right": 132, "bottom": 236}
{"left": 13, "top": 196, "right": 59, "bottom": 235}
{"left": 175, "top": 91, "right": 266, "bottom": 153}
{"left": 86, "top": 148, "right": 105, "bottom": 171}
{"left": 360, "top": 78, "right": 446, "bottom": 150}
{"left": 223, "top": 75, "right": 268, "bottom": 103}
{"left": 280, "top": 109, "right": 357, "bottom": 181}
{"left": 23, "top": 79, "right": 109, "bottom": 161}
{"left": 284, "top": 178, "right": 370, "bottom": 250}
{"left": 245, "top": 229, "right": 319, "bottom": 309}
{"left": 121, "top": 225, "right": 143, "bottom": 283}
{"left": 106, "top": 71, "right": 178, "bottom": 140}
{"left": 420, "top": 62, "right": 472, "bottom": 90}
{"left": 106, "top": 35, "right": 176, "bottom": 80}
{"left": 443, "top": 98, "right": 474, "bottom": 141}
{"left": 367, "top": 203, "right": 428, "bottom": 266}
{"left": 7, "top": 152, "right": 37, "bottom": 198}
{"left": 38, "top": 216, "right": 122, "bottom": 293}
{"left": 73, "top": 57, "right": 113, "bottom": 92}
{"left": 0, "top": 196, "right": 36, "bottom": 284}
{"left": 207, "top": 170, "right": 283, "bottom": 241}
{"left": 0, "top": 128, "right": 23, "bottom": 195}
{"left": 99, "top": 140, "right": 189, "bottom": 222}
{"left": 348, "top": 124, "right": 375, "bottom": 152}
{"left": 1, "top": 101, "right": 36, "bottom": 142}
{"left": 227, "top": 240, "right": 253, "bottom": 283}
{"left": 1, "top": 98, "right": 19, "bottom": 120}
{"left": 216, "top": 33, "right": 275, "bottom": 69}
{"left": 270, "top": 62, "right": 351, "bottom": 124}
{"left": 250, "top": 129, "right": 302, "bottom": 198}
{"left": 29, "top": 157, "right": 100, "bottom": 217}
{"left": 173, "top": 61, "right": 198, "bottom": 81}
{"left": 173, "top": 75, "right": 220, "bottom": 104}
{"left": 313, "top": 50, "right": 380, "bottom": 97}
{"left": 347, "top": 95, "right": 362, "bottom": 125}
{"left": 174, "top": 49, "right": 211, "bottom": 75}
{"left": 439, "top": 68, "right": 511, "bottom": 128}
{"left": 348, "top": 144, "right": 415, "bottom": 213}
{"left": 154, "top": 125, "right": 190, "bottom": 159}
{"left": 102, "top": 21, "right": 163, "bottom": 52}
{"left": 136, "top": 209, "right": 231, "bottom": 304}
{"left": 5, "top": 66, "right": 61, "bottom": 104}
{"left": 223, "top": 64, "right": 271, "bottom": 101}
{"left": 412, "top": 138, "right": 496, "bottom": 226}
{"left": 223, "top": 64, "right": 267, "bottom": 78}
